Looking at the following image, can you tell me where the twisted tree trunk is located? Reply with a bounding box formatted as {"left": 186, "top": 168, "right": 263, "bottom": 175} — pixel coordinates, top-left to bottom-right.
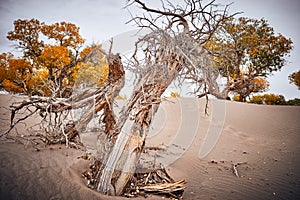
{"left": 96, "top": 47, "right": 185, "bottom": 195}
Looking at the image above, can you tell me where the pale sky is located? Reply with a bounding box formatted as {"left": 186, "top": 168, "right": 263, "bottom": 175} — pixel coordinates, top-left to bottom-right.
{"left": 0, "top": 0, "right": 299, "bottom": 99}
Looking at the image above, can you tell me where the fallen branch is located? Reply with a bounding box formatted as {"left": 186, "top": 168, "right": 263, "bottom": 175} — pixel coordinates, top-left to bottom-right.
{"left": 140, "top": 180, "right": 187, "bottom": 193}
{"left": 2, "top": 49, "right": 124, "bottom": 151}
{"left": 83, "top": 160, "right": 186, "bottom": 199}
{"left": 232, "top": 163, "right": 239, "bottom": 177}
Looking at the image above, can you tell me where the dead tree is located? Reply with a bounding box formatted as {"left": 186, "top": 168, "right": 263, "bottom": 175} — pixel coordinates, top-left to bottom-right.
{"left": 3, "top": 0, "right": 234, "bottom": 197}
{"left": 96, "top": 32, "right": 186, "bottom": 195}
{"left": 2, "top": 46, "right": 125, "bottom": 148}
{"left": 93, "top": 0, "right": 233, "bottom": 195}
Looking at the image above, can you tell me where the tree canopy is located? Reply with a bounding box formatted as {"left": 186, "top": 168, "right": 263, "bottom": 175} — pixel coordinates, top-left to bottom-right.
{"left": 204, "top": 17, "right": 293, "bottom": 101}
{"left": 249, "top": 93, "right": 286, "bottom": 105}
{"left": 289, "top": 70, "right": 300, "bottom": 90}
{"left": 1, "top": 19, "right": 107, "bottom": 97}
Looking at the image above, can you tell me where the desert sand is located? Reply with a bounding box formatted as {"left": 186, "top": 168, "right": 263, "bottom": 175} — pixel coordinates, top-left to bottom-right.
{"left": 0, "top": 94, "right": 299, "bottom": 200}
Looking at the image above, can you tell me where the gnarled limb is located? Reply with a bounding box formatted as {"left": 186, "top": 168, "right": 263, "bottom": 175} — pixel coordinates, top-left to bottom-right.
{"left": 94, "top": 0, "right": 235, "bottom": 196}
{"left": 3, "top": 48, "right": 125, "bottom": 149}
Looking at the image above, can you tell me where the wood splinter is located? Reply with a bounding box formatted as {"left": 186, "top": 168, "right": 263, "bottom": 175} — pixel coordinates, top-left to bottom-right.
{"left": 232, "top": 162, "right": 247, "bottom": 177}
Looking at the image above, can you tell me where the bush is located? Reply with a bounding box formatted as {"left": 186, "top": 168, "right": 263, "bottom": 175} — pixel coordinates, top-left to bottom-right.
{"left": 249, "top": 94, "right": 286, "bottom": 105}
{"left": 232, "top": 94, "right": 241, "bottom": 101}
{"left": 286, "top": 98, "right": 300, "bottom": 106}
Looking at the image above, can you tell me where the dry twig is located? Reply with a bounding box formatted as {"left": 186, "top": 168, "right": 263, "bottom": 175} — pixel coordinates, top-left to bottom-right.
{"left": 232, "top": 162, "right": 247, "bottom": 177}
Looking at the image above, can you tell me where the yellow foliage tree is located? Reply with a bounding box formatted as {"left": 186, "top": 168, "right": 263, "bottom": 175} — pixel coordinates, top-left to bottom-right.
{"left": 205, "top": 17, "right": 293, "bottom": 101}
{"left": 289, "top": 70, "right": 300, "bottom": 90}
{"left": 0, "top": 53, "right": 13, "bottom": 89}
{"left": 74, "top": 47, "right": 109, "bottom": 88}
{"left": 7, "top": 19, "right": 44, "bottom": 62}
{"left": 1, "top": 19, "right": 106, "bottom": 97}
{"left": 229, "top": 76, "right": 269, "bottom": 102}
{"left": 39, "top": 45, "right": 71, "bottom": 92}
{"left": 41, "top": 21, "right": 85, "bottom": 49}
{"left": 74, "top": 61, "right": 108, "bottom": 88}
{"left": 0, "top": 52, "right": 54, "bottom": 95}
{"left": 0, "top": 55, "right": 33, "bottom": 94}
{"left": 249, "top": 94, "right": 286, "bottom": 105}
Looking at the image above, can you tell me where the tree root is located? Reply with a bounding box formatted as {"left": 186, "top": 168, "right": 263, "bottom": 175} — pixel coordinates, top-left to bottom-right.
{"left": 82, "top": 161, "right": 186, "bottom": 199}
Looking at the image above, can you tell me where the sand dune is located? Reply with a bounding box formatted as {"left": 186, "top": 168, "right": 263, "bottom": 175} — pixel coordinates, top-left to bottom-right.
{"left": 0, "top": 94, "right": 299, "bottom": 199}
{"left": 174, "top": 100, "right": 300, "bottom": 200}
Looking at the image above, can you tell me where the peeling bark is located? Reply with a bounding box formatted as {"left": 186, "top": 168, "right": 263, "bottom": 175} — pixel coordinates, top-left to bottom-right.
{"left": 95, "top": 31, "right": 191, "bottom": 195}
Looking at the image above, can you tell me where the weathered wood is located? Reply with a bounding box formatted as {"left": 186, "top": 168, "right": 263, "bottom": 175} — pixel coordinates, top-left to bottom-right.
{"left": 96, "top": 31, "right": 185, "bottom": 195}
{"left": 4, "top": 49, "right": 125, "bottom": 148}
{"left": 140, "top": 180, "right": 187, "bottom": 193}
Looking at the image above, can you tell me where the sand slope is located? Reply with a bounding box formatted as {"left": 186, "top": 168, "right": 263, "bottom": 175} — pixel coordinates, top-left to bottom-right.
{"left": 0, "top": 94, "right": 299, "bottom": 199}
{"left": 174, "top": 100, "right": 300, "bottom": 200}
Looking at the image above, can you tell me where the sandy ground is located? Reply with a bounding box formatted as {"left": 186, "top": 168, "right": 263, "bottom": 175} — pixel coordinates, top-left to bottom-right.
{"left": 0, "top": 94, "right": 299, "bottom": 200}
